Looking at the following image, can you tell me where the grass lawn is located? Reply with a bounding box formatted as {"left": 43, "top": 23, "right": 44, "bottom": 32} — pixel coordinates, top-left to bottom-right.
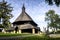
{"left": 21, "top": 34, "right": 60, "bottom": 40}
{"left": 21, "top": 33, "right": 60, "bottom": 40}
{"left": 21, "top": 36, "right": 60, "bottom": 40}
{"left": 0, "top": 32, "right": 33, "bottom": 37}
{"left": 0, "top": 33, "right": 60, "bottom": 40}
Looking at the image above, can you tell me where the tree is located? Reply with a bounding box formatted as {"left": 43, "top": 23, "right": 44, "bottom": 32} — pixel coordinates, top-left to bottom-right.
{"left": 0, "top": 0, "right": 13, "bottom": 28}
{"left": 45, "top": 0, "right": 60, "bottom": 6}
{"left": 45, "top": 0, "right": 60, "bottom": 34}
{"left": 45, "top": 10, "right": 60, "bottom": 33}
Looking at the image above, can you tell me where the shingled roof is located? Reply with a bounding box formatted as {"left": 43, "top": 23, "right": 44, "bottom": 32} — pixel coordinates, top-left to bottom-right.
{"left": 15, "top": 4, "right": 33, "bottom": 22}
{"left": 12, "top": 4, "right": 39, "bottom": 31}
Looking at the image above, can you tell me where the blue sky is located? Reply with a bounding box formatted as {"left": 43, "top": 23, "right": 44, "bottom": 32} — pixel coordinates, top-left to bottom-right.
{"left": 0, "top": 0, "right": 60, "bottom": 31}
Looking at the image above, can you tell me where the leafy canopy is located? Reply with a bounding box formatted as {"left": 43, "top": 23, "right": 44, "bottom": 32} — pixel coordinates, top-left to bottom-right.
{"left": 45, "top": 10, "right": 60, "bottom": 29}
{"left": 45, "top": 0, "right": 60, "bottom": 6}
{"left": 0, "top": 0, "right": 13, "bottom": 28}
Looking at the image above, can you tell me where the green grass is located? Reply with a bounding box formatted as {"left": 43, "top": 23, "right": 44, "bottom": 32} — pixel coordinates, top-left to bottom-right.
{"left": 21, "top": 36, "right": 60, "bottom": 40}
{"left": 21, "top": 36, "right": 44, "bottom": 40}
{"left": 0, "top": 33, "right": 60, "bottom": 40}
{"left": 0, "top": 33, "right": 32, "bottom": 37}
{"left": 20, "top": 34, "right": 60, "bottom": 40}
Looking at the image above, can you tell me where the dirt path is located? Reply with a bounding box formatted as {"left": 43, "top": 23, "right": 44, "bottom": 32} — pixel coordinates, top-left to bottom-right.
{"left": 49, "top": 34, "right": 60, "bottom": 38}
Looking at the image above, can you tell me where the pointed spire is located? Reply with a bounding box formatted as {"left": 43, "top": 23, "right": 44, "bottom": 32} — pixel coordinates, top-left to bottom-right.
{"left": 22, "top": 4, "right": 25, "bottom": 12}
{"left": 15, "top": 4, "right": 33, "bottom": 22}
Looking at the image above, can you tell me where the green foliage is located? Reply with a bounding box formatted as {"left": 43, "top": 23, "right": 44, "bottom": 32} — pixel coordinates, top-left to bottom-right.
{"left": 0, "top": 24, "right": 4, "bottom": 28}
{"left": 0, "top": 0, "right": 13, "bottom": 28}
{"left": 45, "top": 10, "right": 56, "bottom": 28}
{"left": 45, "top": 10, "right": 60, "bottom": 33}
{"left": 45, "top": 0, "right": 60, "bottom": 6}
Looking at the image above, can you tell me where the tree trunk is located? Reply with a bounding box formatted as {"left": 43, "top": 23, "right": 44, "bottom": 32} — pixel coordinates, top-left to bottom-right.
{"left": 56, "top": 28, "right": 57, "bottom": 31}
{"left": 54, "top": 28, "right": 55, "bottom": 34}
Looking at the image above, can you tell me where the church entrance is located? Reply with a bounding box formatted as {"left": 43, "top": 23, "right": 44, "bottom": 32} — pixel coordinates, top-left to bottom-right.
{"left": 21, "top": 29, "right": 38, "bottom": 34}
{"left": 15, "top": 27, "right": 18, "bottom": 33}
{"left": 35, "top": 29, "right": 38, "bottom": 33}
{"left": 21, "top": 29, "right": 32, "bottom": 33}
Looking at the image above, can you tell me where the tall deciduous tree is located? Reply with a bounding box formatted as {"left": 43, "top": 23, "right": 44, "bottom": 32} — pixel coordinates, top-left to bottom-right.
{"left": 45, "top": 0, "right": 60, "bottom": 34}
{"left": 0, "top": 0, "right": 13, "bottom": 28}
{"left": 45, "top": 10, "right": 60, "bottom": 33}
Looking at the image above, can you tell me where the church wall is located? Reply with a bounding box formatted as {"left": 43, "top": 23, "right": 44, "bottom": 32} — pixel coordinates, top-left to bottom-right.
{"left": 18, "top": 23, "right": 34, "bottom": 29}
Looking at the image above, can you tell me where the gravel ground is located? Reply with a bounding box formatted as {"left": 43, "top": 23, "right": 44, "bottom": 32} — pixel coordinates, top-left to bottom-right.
{"left": 49, "top": 34, "right": 60, "bottom": 38}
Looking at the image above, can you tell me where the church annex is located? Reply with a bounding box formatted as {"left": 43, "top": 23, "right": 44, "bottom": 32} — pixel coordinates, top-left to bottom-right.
{"left": 13, "top": 5, "right": 40, "bottom": 34}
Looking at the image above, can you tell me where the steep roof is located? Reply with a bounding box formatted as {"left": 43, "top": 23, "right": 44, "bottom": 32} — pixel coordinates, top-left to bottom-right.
{"left": 15, "top": 4, "right": 33, "bottom": 22}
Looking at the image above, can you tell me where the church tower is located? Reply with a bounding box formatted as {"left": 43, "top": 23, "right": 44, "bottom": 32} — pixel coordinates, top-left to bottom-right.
{"left": 13, "top": 4, "right": 40, "bottom": 34}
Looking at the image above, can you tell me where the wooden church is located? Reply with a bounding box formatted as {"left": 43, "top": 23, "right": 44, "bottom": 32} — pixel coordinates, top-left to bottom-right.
{"left": 13, "top": 5, "right": 40, "bottom": 34}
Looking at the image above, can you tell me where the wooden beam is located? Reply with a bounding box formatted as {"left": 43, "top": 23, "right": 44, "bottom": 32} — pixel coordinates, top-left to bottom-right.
{"left": 32, "top": 28, "right": 35, "bottom": 34}
{"left": 19, "top": 29, "right": 21, "bottom": 34}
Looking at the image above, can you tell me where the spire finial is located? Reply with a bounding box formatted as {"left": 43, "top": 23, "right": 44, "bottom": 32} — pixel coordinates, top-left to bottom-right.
{"left": 22, "top": 4, "right": 25, "bottom": 12}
